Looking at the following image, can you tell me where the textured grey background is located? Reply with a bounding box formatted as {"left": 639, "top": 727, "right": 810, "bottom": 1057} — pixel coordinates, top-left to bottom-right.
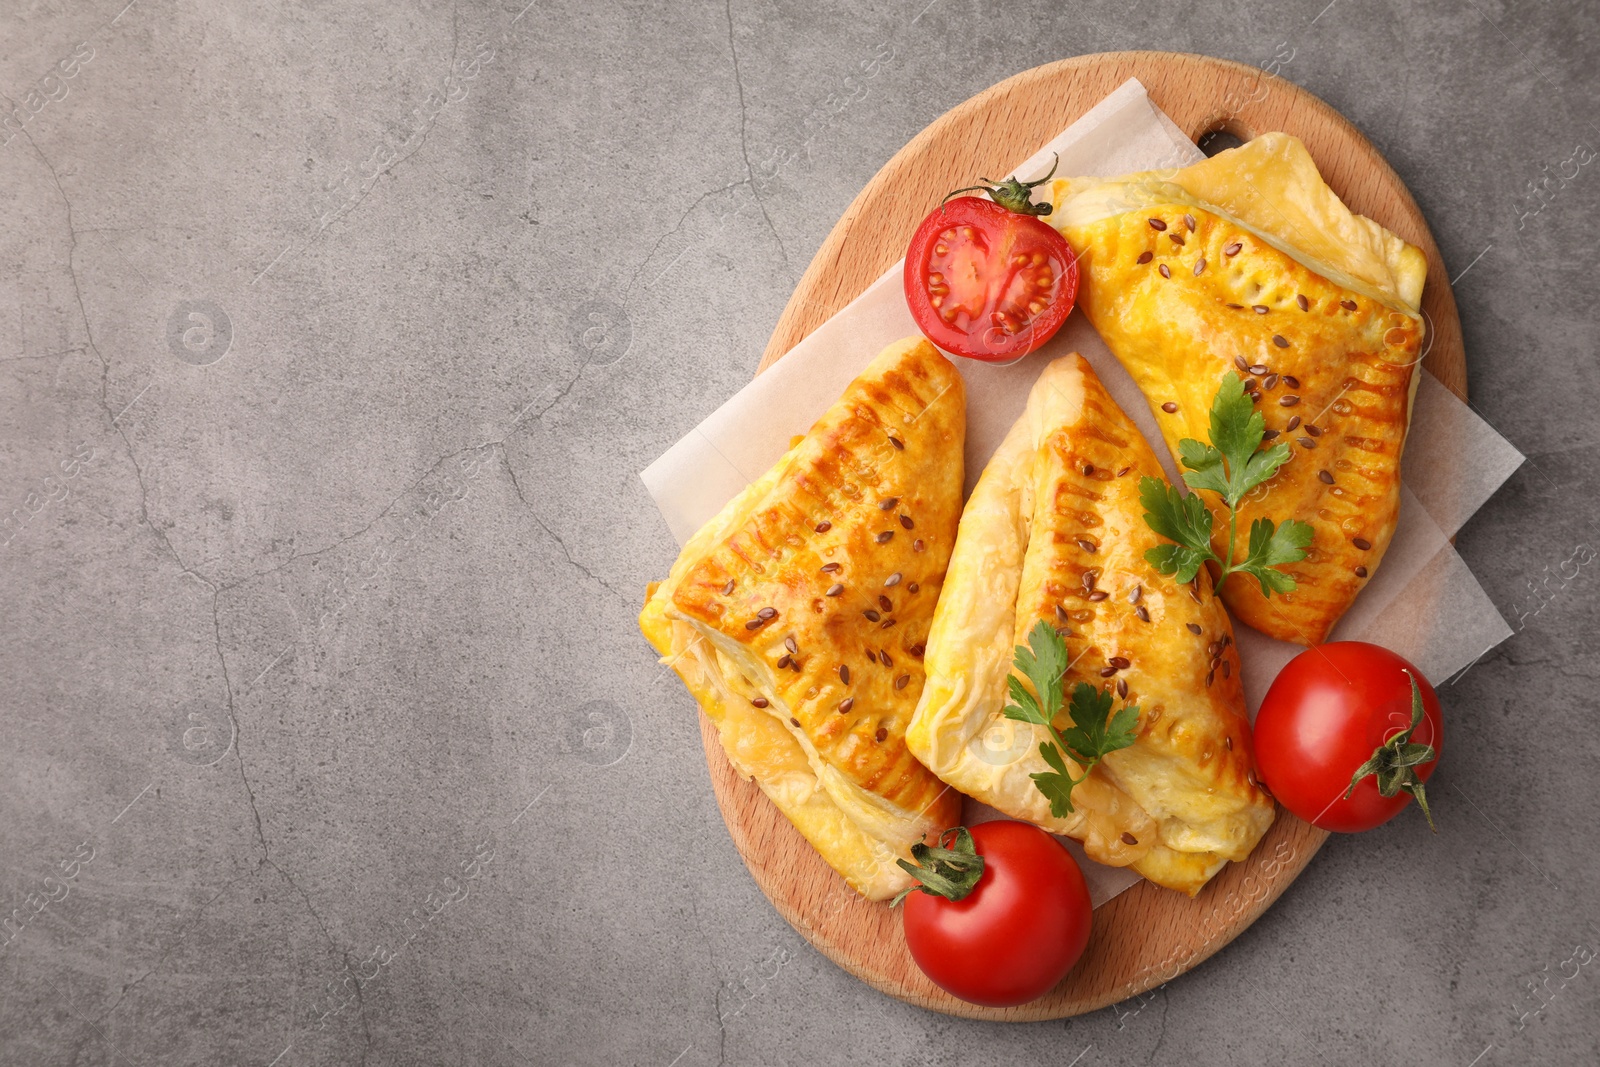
{"left": 1, "top": 0, "right": 1596, "bottom": 1064}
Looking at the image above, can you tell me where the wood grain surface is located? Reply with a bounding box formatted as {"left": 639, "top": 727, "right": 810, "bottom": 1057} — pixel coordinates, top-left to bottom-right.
{"left": 698, "top": 51, "right": 1469, "bottom": 1021}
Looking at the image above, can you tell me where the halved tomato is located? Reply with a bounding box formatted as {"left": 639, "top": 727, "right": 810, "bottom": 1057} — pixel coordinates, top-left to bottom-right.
{"left": 903, "top": 177, "right": 1079, "bottom": 362}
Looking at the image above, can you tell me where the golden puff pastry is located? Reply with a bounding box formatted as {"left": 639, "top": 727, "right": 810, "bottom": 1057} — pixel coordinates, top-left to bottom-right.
{"left": 1046, "top": 133, "right": 1426, "bottom": 646}
{"left": 908, "top": 354, "right": 1274, "bottom": 896}
{"left": 640, "top": 337, "right": 964, "bottom": 900}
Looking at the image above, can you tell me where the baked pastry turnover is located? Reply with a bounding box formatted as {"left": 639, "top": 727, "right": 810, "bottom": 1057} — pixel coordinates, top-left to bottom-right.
{"left": 1046, "top": 133, "right": 1427, "bottom": 645}
{"left": 907, "top": 354, "right": 1275, "bottom": 895}
{"left": 640, "top": 337, "right": 964, "bottom": 900}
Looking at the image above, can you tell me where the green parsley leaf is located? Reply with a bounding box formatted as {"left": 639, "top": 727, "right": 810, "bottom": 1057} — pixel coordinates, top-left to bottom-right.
{"left": 1106, "top": 706, "right": 1141, "bottom": 750}
{"left": 1002, "top": 621, "right": 1140, "bottom": 817}
{"left": 1030, "top": 774, "right": 1079, "bottom": 819}
{"left": 1037, "top": 739, "right": 1072, "bottom": 775}
{"left": 1029, "top": 744, "right": 1080, "bottom": 820}
{"left": 1141, "top": 377, "right": 1311, "bottom": 597}
{"left": 1237, "top": 440, "right": 1293, "bottom": 499}
{"left": 1144, "top": 542, "right": 1213, "bottom": 585}
{"left": 1182, "top": 376, "right": 1294, "bottom": 505}
{"left": 1059, "top": 682, "right": 1140, "bottom": 763}
{"left": 1004, "top": 674, "right": 1047, "bottom": 726}
{"left": 1008, "top": 619, "right": 1068, "bottom": 727}
{"left": 1177, "top": 438, "right": 1229, "bottom": 497}
{"left": 1139, "top": 478, "right": 1216, "bottom": 567}
{"left": 1056, "top": 682, "right": 1110, "bottom": 760}
{"left": 1206, "top": 374, "right": 1265, "bottom": 501}
{"left": 1231, "top": 517, "right": 1315, "bottom": 596}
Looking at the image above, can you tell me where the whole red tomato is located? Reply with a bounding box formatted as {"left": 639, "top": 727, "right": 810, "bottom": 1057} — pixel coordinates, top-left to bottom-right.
{"left": 1254, "top": 642, "right": 1443, "bottom": 833}
{"left": 903, "top": 159, "right": 1079, "bottom": 363}
{"left": 899, "top": 821, "right": 1091, "bottom": 1006}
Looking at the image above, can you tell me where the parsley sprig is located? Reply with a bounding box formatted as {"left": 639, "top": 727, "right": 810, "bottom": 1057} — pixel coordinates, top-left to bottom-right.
{"left": 1001, "top": 620, "right": 1140, "bottom": 817}
{"left": 1140, "top": 375, "right": 1314, "bottom": 595}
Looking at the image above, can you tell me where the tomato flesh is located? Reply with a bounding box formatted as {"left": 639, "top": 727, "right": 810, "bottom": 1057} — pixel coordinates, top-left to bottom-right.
{"left": 1254, "top": 642, "right": 1443, "bottom": 833}
{"left": 904, "top": 197, "right": 1079, "bottom": 362}
{"left": 901, "top": 820, "right": 1091, "bottom": 1006}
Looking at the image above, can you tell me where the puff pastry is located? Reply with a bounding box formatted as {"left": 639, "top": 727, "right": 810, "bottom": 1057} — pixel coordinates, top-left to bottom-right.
{"left": 907, "top": 354, "right": 1275, "bottom": 895}
{"left": 640, "top": 337, "right": 964, "bottom": 899}
{"left": 1046, "top": 133, "right": 1427, "bottom": 645}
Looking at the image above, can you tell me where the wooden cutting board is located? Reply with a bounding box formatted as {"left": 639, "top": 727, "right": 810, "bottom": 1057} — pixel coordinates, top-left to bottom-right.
{"left": 698, "top": 51, "right": 1468, "bottom": 1021}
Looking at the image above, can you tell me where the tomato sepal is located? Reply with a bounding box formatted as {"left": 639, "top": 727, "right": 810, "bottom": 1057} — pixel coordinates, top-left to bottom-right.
{"left": 891, "top": 826, "right": 986, "bottom": 906}
{"left": 1342, "top": 671, "right": 1438, "bottom": 832}
{"left": 940, "top": 152, "right": 1059, "bottom": 217}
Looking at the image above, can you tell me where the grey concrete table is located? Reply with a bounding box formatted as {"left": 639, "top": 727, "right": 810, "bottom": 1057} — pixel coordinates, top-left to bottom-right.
{"left": 2, "top": 1, "right": 1596, "bottom": 1064}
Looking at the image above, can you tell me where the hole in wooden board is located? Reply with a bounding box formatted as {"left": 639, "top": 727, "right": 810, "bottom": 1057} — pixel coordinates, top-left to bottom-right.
{"left": 1199, "top": 129, "right": 1246, "bottom": 157}
{"left": 1193, "top": 113, "right": 1257, "bottom": 157}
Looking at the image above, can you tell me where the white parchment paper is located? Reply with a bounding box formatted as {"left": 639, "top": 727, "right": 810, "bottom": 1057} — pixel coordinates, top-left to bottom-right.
{"left": 640, "top": 79, "right": 1523, "bottom": 907}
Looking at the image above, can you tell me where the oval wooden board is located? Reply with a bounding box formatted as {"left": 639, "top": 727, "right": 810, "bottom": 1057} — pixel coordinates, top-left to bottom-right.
{"left": 699, "top": 51, "right": 1469, "bottom": 1021}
